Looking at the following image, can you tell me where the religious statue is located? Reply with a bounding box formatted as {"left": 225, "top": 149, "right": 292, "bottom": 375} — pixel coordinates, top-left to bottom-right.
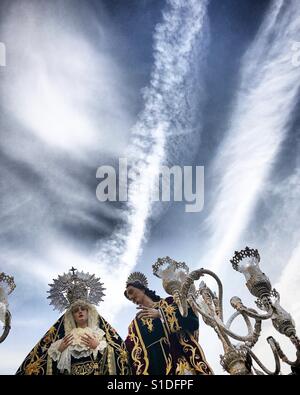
{"left": 16, "top": 267, "right": 129, "bottom": 375}
{"left": 124, "top": 271, "right": 213, "bottom": 375}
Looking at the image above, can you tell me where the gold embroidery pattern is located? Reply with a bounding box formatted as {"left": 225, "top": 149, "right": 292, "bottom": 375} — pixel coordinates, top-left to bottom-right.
{"left": 179, "top": 333, "right": 213, "bottom": 375}
{"left": 46, "top": 353, "right": 53, "bottom": 375}
{"left": 165, "top": 354, "right": 173, "bottom": 375}
{"left": 99, "top": 316, "right": 120, "bottom": 348}
{"left": 128, "top": 320, "right": 149, "bottom": 375}
{"left": 158, "top": 299, "right": 181, "bottom": 333}
{"left": 141, "top": 317, "right": 154, "bottom": 332}
{"left": 99, "top": 316, "right": 130, "bottom": 375}
{"left": 107, "top": 345, "right": 115, "bottom": 375}
{"left": 175, "top": 357, "right": 196, "bottom": 375}
{"left": 117, "top": 342, "right": 130, "bottom": 375}
{"left": 71, "top": 361, "right": 98, "bottom": 375}
{"left": 21, "top": 323, "right": 61, "bottom": 375}
{"left": 24, "top": 354, "right": 46, "bottom": 375}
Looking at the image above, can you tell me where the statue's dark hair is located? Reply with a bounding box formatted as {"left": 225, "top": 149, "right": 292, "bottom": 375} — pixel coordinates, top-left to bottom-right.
{"left": 124, "top": 281, "right": 161, "bottom": 302}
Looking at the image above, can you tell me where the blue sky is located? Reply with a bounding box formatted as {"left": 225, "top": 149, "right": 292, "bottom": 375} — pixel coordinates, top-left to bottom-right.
{"left": 0, "top": 0, "right": 299, "bottom": 374}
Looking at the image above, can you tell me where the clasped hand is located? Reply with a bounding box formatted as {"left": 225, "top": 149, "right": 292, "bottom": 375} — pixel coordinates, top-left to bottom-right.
{"left": 80, "top": 333, "right": 99, "bottom": 349}
{"left": 58, "top": 333, "right": 99, "bottom": 352}
{"left": 136, "top": 305, "right": 160, "bottom": 320}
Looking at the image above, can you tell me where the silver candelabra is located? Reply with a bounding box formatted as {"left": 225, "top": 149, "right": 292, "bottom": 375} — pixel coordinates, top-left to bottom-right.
{"left": 0, "top": 272, "right": 16, "bottom": 344}
{"left": 153, "top": 249, "right": 300, "bottom": 375}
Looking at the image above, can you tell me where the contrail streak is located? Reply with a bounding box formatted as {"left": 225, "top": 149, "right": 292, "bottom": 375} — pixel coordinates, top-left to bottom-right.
{"left": 96, "top": 0, "right": 209, "bottom": 281}
{"left": 202, "top": 0, "right": 300, "bottom": 273}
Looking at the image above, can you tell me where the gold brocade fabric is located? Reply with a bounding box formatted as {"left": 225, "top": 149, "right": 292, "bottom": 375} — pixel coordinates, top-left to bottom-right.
{"left": 71, "top": 361, "right": 99, "bottom": 375}
{"left": 125, "top": 297, "right": 214, "bottom": 375}
{"left": 16, "top": 314, "right": 130, "bottom": 375}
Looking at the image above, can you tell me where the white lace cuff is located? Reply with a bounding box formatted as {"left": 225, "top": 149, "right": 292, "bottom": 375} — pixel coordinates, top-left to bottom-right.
{"left": 48, "top": 340, "right": 71, "bottom": 374}
{"left": 48, "top": 340, "right": 62, "bottom": 362}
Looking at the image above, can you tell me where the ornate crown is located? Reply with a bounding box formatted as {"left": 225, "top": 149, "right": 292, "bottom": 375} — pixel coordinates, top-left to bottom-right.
{"left": 0, "top": 272, "right": 16, "bottom": 295}
{"left": 126, "top": 272, "right": 148, "bottom": 288}
{"left": 47, "top": 267, "right": 106, "bottom": 312}
{"left": 152, "top": 256, "right": 189, "bottom": 278}
{"left": 230, "top": 247, "right": 260, "bottom": 271}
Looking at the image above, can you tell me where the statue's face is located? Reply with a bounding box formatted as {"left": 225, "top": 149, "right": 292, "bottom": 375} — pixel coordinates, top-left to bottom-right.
{"left": 72, "top": 305, "right": 88, "bottom": 326}
{"left": 126, "top": 286, "right": 145, "bottom": 305}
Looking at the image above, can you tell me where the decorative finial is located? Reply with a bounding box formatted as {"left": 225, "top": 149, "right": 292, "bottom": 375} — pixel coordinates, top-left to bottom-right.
{"left": 230, "top": 247, "right": 260, "bottom": 271}
{"left": 0, "top": 272, "right": 16, "bottom": 295}
{"left": 152, "top": 256, "right": 189, "bottom": 278}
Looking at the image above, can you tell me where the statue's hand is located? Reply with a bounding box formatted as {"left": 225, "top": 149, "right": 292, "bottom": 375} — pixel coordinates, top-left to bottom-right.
{"left": 80, "top": 333, "right": 99, "bottom": 350}
{"left": 58, "top": 334, "right": 73, "bottom": 352}
{"left": 136, "top": 305, "right": 160, "bottom": 320}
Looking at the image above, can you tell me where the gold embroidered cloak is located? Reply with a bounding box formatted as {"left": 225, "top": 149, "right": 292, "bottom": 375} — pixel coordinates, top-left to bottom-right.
{"left": 125, "top": 296, "right": 213, "bottom": 375}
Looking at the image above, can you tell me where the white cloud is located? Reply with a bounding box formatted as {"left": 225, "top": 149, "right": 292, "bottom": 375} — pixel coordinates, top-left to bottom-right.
{"left": 95, "top": 0, "right": 210, "bottom": 305}
{"left": 201, "top": 0, "right": 300, "bottom": 274}
{"left": 1, "top": 0, "right": 132, "bottom": 159}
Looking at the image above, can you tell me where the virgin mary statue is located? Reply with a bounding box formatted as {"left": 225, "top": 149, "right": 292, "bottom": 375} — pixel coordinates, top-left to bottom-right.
{"left": 16, "top": 268, "right": 129, "bottom": 375}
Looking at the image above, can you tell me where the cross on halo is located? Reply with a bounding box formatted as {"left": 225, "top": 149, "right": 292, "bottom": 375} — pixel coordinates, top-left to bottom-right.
{"left": 70, "top": 267, "right": 77, "bottom": 276}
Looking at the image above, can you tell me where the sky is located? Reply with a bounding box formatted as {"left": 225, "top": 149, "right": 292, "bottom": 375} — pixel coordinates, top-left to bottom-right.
{"left": 0, "top": 0, "right": 299, "bottom": 375}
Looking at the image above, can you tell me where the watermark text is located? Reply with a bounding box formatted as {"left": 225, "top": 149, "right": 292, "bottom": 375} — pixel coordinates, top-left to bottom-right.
{"left": 96, "top": 158, "right": 204, "bottom": 213}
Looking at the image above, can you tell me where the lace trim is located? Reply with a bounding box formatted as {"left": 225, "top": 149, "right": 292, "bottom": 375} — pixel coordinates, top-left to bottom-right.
{"left": 48, "top": 327, "right": 107, "bottom": 373}
{"left": 48, "top": 340, "right": 62, "bottom": 362}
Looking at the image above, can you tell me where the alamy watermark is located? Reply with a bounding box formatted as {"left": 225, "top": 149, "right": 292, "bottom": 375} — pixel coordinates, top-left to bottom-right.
{"left": 291, "top": 41, "right": 300, "bottom": 67}
{"left": 96, "top": 158, "right": 204, "bottom": 213}
{"left": 0, "top": 42, "right": 6, "bottom": 67}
